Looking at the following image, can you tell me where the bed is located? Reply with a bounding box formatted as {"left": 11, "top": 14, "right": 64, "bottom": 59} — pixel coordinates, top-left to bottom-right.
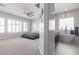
{"left": 21, "top": 32, "right": 39, "bottom": 40}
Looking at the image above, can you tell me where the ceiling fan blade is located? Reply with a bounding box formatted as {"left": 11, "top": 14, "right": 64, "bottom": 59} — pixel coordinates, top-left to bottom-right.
{"left": 35, "top": 3, "right": 40, "bottom": 8}
{"left": 29, "top": 12, "right": 34, "bottom": 13}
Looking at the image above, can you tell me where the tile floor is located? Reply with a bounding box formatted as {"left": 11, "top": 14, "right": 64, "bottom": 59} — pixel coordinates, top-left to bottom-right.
{"left": 55, "top": 39, "right": 79, "bottom": 55}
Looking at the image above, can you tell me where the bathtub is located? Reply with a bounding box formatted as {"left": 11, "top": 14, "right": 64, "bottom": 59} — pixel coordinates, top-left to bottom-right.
{"left": 59, "top": 34, "right": 75, "bottom": 43}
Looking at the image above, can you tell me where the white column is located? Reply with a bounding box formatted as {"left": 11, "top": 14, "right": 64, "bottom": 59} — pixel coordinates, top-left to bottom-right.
{"left": 44, "top": 3, "right": 49, "bottom": 54}
{"left": 39, "top": 3, "right": 55, "bottom": 55}
{"left": 55, "top": 14, "right": 59, "bottom": 31}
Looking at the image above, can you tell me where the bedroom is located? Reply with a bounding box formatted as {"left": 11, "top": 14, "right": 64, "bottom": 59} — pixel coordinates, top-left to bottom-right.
{"left": 0, "top": 3, "right": 44, "bottom": 55}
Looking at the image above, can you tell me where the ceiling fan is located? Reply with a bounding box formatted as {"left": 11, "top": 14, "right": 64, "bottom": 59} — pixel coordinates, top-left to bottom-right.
{"left": 24, "top": 9, "right": 34, "bottom": 17}
{"left": 24, "top": 3, "right": 42, "bottom": 18}
{"left": 35, "top": 3, "right": 40, "bottom": 8}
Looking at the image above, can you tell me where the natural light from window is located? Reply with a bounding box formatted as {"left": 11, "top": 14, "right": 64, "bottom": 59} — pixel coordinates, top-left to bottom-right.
{"left": 0, "top": 17, "right": 5, "bottom": 33}
{"left": 8, "top": 19, "right": 28, "bottom": 32}
{"left": 59, "top": 17, "right": 74, "bottom": 30}
{"left": 49, "top": 19, "right": 55, "bottom": 30}
{"left": 23, "top": 22, "right": 28, "bottom": 32}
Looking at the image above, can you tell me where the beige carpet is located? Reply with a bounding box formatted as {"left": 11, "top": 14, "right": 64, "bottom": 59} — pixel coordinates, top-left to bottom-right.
{"left": 0, "top": 37, "right": 40, "bottom": 55}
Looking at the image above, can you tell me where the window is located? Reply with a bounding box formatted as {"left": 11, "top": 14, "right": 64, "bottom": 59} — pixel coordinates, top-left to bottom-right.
{"left": 19, "top": 21, "right": 22, "bottom": 32}
{"left": 59, "top": 17, "right": 74, "bottom": 30}
{"left": 0, "top": 15, "right": 29, "bottom": 33}
{"left": 8, "top": 19, "right": 15, "bottom": 32}
{"left": 12, "top": 20, "right": 16, "bottom": 32}
{"left": 49, "top": 19, "right": 55, "bottom": 30}
{"left": 8, "top": 19, "right": 22, "bottom": 32}
{"left": 15, "top": 21, "right": 22, "bottom": 32}
{"left": 23, "top": 22, "right": 28, "bottom": 32}
{"left": 16, "top": 21, "right": 19, "bottom": 32}
{"left": 0, "top": 17, "right": 5, "bottom": 33}
{"left": 8, "top": 19, "right": 12, "bottom": 32}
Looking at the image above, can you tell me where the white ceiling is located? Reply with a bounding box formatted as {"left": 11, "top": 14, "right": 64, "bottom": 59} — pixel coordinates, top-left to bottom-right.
{"left": 55, "top": 3, "right": 79, "bottom": 13}
{"left": 0, "top": 3, "right": 42, "bottom": 19}
{"left": 0, "top": 3, "right": 79, "bottom": 19}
